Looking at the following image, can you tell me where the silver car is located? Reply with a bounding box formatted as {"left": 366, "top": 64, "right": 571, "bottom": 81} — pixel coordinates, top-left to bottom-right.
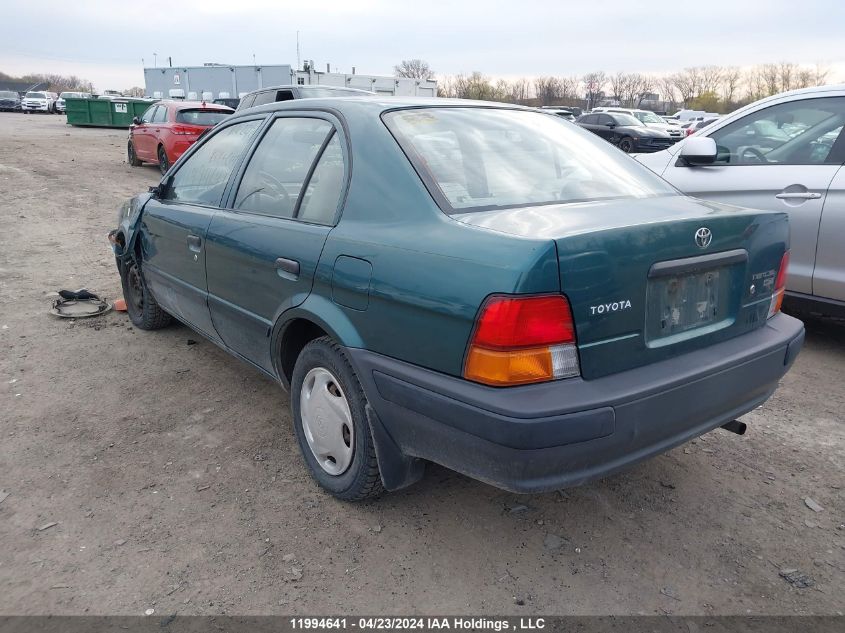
{"left": 636, "top": 85, "right": 845, "bottom": 316}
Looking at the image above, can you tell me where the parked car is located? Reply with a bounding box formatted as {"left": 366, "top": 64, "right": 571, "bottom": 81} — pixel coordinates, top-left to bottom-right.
{"left": 635, "top": 85, "right": 845, "bottom": 316}
{"left": 682, "top": 117, "right": 719, "bottom": 136}
{"left": 0, "top": 90, "right": 21, "bottom": 112}
{"left": 594, "top": 107, "right": 684, "bottom": 142}
{"left": 213, "top": 97, "right": 240, "bottom": 109}
{"left": 110, "top": 98, "right": 803, "bottom": 500}
{"left": 235, "top": 85, "right": 375, "bottom": 111}
{"left": 576, "top": 112, "right": 674, "bottom": 152}
{"left": 128, "top": 100, "right": 234, "bottom": 174}
{"left": 22, "top": 91, "right": 57, "bottom": 113}
{"left": 540, "top": 107, "right": 576, "bottom": 121}
{"left": 56, "top": 91, "right": 92, "bottom": 113}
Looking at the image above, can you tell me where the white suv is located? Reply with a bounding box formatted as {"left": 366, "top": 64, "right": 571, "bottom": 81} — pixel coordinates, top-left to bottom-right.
{"left": 22, "top": 91, "right": 57, "bottom": 113}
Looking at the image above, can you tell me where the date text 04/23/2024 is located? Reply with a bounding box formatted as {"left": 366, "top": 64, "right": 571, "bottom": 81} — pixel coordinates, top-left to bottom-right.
{"left": 289, "top": 618, "right": 547, "bottom": 631}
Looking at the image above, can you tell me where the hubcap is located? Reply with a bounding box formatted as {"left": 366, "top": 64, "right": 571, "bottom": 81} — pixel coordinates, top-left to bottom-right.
{"left": 299, "top": 367, "right": 354, "bottom": 476}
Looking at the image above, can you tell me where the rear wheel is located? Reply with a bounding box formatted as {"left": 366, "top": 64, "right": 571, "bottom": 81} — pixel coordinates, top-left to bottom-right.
{"left": 618, "top": 137, "right": 635, "bottom": 153}
{"left": 291, "top": 337, "right": 384, "bottom": 501}
{"left": 157, "top": 145, "right": 170, "bottom": 175}
{"left": 127, "top": 142, "right": 142, "bottom": 166}
{"left": 119, "top": 258, "right": 171, "bottom": 330}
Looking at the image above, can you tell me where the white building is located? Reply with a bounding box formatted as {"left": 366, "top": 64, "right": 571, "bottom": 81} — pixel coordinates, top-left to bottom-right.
{"left": 143, "top": 62, "right": 437, "bottom": 101}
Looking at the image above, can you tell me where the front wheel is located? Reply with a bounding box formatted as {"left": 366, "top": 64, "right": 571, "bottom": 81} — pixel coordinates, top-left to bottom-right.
{"left": 618, "top": 137, "right": 635, "bottom": 153}
{"left": 157, "top": 145, "right": 170, "bottom": 175}
{"left": 291, "top": 337, "right": 384, "bottom": 501}
{"left": 128, "top": 142, "right": 142, "bottom": 166}
{"left": 119, "top": 258, "right": 172, "bottom": 330}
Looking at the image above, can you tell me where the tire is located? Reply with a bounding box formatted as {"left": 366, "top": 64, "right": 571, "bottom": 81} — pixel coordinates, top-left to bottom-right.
{"left": 119, "top": 257, "right": 172, "bottom": 330}
{"left": 128, "top": 142, "right": 142, "bottom": 167}
{"left": 157, "top": 145, "right": 170, "bottom": 175}
{"left": 618, "top": 137, "right": 635, "bottom": 153}
{"left": 291, "top": 337, "right": 384, "bottom": 501}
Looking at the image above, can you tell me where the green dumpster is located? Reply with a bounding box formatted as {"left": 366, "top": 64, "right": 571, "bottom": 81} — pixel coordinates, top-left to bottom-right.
{"left": 66, "top": 97, "right": 156, "bottom": 128}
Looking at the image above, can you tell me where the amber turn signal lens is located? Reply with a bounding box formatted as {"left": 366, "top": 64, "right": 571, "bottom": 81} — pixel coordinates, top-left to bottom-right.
{"left": 465, "top": 346, "right": 554, "bottom": 386}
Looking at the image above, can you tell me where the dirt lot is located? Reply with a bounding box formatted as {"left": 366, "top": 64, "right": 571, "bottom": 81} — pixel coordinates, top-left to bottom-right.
{"left": 0, "top": 112, "right": 843, "bottom": 616}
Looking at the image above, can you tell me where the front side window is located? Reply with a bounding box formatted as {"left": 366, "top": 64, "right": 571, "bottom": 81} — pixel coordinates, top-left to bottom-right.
{"left": 141, "top": 105, "right": 157, "bottom": 123}
{"left": 709, "top": 97, "right": 845, "bottom": 165}
{"left": 252, "top": 91, "right": 276, "bottom": 107}
{"left": 384, "top": 108, "right": 677, "bottom": 213}
{"left": 163, "top": 120, "right": 261, "bottom": 206}
{"left": 234, "top": 118, "right": 333, "bottom": 218}
{"left": 152, "top": 106, "right": 168, "bottom": 123}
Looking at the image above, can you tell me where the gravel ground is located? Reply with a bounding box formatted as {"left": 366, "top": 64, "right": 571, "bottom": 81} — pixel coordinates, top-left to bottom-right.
{"left": 0, "top": 113, "right": 843, "bottom": 616}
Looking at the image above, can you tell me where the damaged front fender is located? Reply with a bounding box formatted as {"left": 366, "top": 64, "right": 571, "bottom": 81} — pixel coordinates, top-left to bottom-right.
{"left": 109, "top": 192, "right": 152, "bottom": 264}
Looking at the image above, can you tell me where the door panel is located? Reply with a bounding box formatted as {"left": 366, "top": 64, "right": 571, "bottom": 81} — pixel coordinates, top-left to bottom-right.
{"left": 140, "top": 200, "right": 219, "bottom": 337}
{"left": 206, "top": 116, "right": 346, "bottom": 371}
{"left": 139, "top": 118, "right": 264, "bottom": 338}
{"left": 205, "top": 214, "right": 331, "bottom": 369}
{"left": 813, "top": 166, "right": 845, "bottom": 301}
{"left": 661, "top": 164, "right": 837, "bottom": 293}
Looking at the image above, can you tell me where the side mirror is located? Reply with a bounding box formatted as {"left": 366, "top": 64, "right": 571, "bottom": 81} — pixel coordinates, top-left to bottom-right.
{"left": 680, "top": 137, "right": 718, "bottom": 166}
{"left": 132, "top": 116, "right": 142, "bottom": 125}
{"left": 607, "top": 123, "right": 616, "bottom": 129}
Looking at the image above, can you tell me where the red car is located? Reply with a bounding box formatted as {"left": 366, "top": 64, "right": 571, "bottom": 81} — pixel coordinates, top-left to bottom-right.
{"left": 127, "top": 100, "right": 233, "bottom": 174}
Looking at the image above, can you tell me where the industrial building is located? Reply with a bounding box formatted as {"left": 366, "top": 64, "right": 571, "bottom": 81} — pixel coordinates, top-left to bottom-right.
{"left": 142, "top": 62, "right": 438, "bottom": 101}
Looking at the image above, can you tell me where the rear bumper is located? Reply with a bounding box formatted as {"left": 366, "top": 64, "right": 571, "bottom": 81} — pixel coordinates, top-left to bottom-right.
{"left": 348, "top": 313, "right": 805, "bottom": 493}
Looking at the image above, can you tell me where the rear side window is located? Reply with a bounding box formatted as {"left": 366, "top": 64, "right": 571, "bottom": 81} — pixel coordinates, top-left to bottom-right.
{"left": 298, "top": 134, "right": 345, "bottom": 224}
{"left": 163, "top": 120, "right": 261, "bottom": 206}
{"left": 252, "top": 91, "right": 276, "bottom": 107}
{"left": 176, "top": 109, "right": 231, "bottom": 126}
{"left": 234, "top": 117, "right": 333, "bottom": 218}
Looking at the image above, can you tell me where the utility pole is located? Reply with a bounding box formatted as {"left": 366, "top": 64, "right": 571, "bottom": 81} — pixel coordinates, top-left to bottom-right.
{"left": 153, "top": 53, "right": 157, "bottom": 68}
{"left": 296, "top": 31, "right": 301, "bottom": 71}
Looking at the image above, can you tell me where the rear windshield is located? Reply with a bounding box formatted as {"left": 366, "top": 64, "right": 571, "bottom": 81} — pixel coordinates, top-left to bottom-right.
{"left": 60, "top": 92, "right": 82, "bottom": 99}
{"left": 384, "top": 108, "right": 677, "bottom": 213}
{"left": 0, "top": 91, "right": 17, "bottom": 98}
{"left": 176, "top": 109, "right": 231, "bottom": 126}
{"left": 297, "top": 87, "right": 370, "bottom": 98}
{"left": 25, "top": 92, "right": 46, "bottom": 99}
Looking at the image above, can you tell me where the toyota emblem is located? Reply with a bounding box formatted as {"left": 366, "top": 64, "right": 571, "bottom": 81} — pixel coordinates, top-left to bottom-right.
{"left": 695, "top": 227, "right": 712, "bottom": 249}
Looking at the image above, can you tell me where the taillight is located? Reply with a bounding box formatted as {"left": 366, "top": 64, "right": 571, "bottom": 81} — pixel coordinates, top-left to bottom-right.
{"left": 768, "top": 251, "right": 790, "bottom": 318}
{"left": 171, "top": 125, "right": 201, "bottom": 136}
{"left": 464, "top": 295, "right": 580, "bottom": 386}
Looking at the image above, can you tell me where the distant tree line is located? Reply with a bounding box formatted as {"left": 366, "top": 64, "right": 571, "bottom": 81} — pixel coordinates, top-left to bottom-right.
{"left": 0, "top": 71, "right": 94, "bottom": 94}
{"left": 393, "top": 59, "right": 835, "bottom": 113}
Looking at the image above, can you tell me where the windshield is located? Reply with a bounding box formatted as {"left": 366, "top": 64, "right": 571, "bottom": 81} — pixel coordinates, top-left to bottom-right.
{"left": 635, "top": 111, "right": 664, "bottom": 124}
{"left": 25, "top": 92, "right": 46, "bottom": 99}
{"left": 298, "top": 87, "right": 371, "bottom": 98}
{"left": 176, "top": 109, "right": 232, "bottom": 126}
{"left": 610, "top": 113, "right": 643, "bottom": 127}
{"left": 0, "top": 91, "right": 17, "bottom": 99}
{"left": 384, "top": 108, "right": 677, "bottom": 213}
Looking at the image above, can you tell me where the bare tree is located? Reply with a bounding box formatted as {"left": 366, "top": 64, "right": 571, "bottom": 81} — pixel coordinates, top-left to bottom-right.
{"left": 657, "top": 75, "right": 678, "bottom": 111}
{"left": 582, "top": 71, "right": 607, "bottom": 109}
{"left": 672, "top": 67, "right": 702, "bottom": 105}
{"left": 721, "top": 67, "right": 742, "bottom": 105}
{"left": 760, "top": 63, "right": 780, "bottom": 95}
{"left": 699, "top": 65, "right": 723, "bottom": 95}
{"left": 123, "top": 86, "right": 145, "bottom": 97}
{"left": 814, "top": 63, "right": 830, "bottom": 85}
{"left": 507, "top": 78, "right": 531, "bottom": 104}
{"left": 394, "top": 59, "right": 434, "bottom": 80}
{"left": 560, "top": 76, "right": 581, "bottom": 102}
{"left": 609, "top": 72, "right": 628, "bottom": 103}
{"left": 534, "top": 76, "right": 563, "bottom": 105}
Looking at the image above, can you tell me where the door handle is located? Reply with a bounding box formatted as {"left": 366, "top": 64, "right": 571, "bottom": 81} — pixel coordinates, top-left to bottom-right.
{"left": 275, "top": 257, "right": 300, "bottom": 277}
{"left": 187, "top": 234, "right": 202, "bottom": 252}
{"left": 775, "top": 192, "right": 821, "bottom": 200}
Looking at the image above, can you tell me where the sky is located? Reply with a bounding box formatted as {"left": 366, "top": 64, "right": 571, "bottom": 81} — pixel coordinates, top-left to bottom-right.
{"left": 3, "top": 0, "right": 845, "bottom": 92}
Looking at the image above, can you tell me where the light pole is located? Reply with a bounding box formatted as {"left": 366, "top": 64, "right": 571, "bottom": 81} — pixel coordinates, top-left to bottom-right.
{"left": 153, "top": 53, "right": 158, "bottom": 68}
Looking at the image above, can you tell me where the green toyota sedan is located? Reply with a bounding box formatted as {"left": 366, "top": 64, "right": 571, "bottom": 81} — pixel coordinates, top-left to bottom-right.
{"left": 111, "top": 98, "right": 805, "bottom": 500}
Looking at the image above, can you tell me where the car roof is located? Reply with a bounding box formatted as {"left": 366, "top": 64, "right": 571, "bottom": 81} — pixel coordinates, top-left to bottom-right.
{"left": 228, "top": 97, "right": 533, "bottom": 119}
{"left": 158, "top": 100, "right": 234, "bottom": 111}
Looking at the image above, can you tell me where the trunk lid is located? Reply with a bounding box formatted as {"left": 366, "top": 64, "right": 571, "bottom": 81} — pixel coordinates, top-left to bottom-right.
{"left": 454, "top": 195, "right": 789, "bottom": 379}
